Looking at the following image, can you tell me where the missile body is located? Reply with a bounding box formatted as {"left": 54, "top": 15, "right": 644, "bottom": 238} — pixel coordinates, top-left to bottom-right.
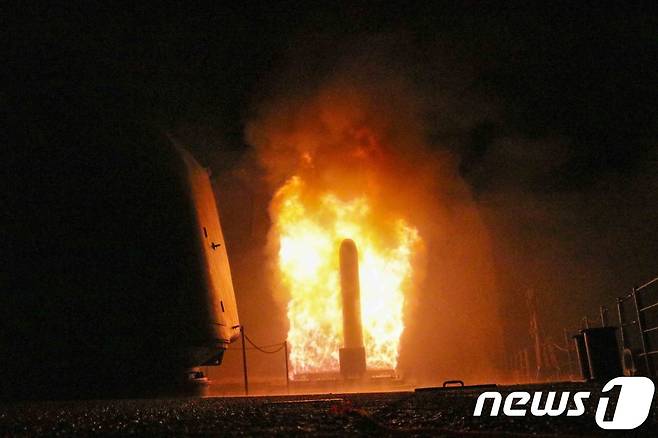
{"left": 339, "top": 239, "right": 366, "bottom": 378}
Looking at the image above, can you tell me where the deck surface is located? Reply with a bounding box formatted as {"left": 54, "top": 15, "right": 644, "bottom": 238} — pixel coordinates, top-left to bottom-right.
{"left": 1, "top": 383, "right": 656, "bottom": 436}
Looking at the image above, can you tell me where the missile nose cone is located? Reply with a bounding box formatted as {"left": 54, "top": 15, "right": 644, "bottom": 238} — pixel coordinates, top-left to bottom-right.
{"left": 340, "top": 238, "right": 357, "bottom": 252}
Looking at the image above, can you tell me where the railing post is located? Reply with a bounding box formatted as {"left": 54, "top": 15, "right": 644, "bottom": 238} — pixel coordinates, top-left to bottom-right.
{"left": 600, "top": 306, "right": 608, "bottom": 327}
{"left": 617, "top": 298, "right": 625, "bottom": 350}
{"left": 284, "top": 341, "right": 290, "bottom": 394}
{"left": 241, "top": 326, "right": 249, "bottom": 396}
{"left": 564, "top": 328, "right": 574, "bottom": 379}
{"left": 632, "top": 287, "right": 651, "bottom": 376}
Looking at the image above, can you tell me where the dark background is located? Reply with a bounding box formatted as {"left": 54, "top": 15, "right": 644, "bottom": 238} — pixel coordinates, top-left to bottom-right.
{"left": 5, "top": 2, "right": 658, "bottom": 385}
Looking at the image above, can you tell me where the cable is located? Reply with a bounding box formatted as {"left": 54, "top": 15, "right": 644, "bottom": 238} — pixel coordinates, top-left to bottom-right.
{"left": 244, "top": 333, "right": 287, "bottom": 354}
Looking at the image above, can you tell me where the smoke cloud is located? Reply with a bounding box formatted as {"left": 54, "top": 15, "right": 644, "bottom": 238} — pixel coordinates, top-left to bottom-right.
{"left": 243, "top": 44, "right": 505, "bottom": 384}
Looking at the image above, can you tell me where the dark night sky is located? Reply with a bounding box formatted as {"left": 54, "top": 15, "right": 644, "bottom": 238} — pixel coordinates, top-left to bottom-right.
{"left": 6, "top": 2, "right": 658, "bottom": 374}
{"left": 9, "top": 3, "right": 656, "bottom": 166}
{"left": 8, "top": 3, "right": 656, "bottom": 164}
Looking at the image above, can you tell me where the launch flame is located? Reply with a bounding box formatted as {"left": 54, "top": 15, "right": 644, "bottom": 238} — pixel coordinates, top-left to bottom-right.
{"left": 272, "top": 176, "right": 419, "bottom": 376}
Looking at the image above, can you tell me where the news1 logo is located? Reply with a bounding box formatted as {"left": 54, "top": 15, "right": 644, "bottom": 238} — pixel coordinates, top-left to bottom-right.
{"left": 473, "top": 377, "right": 655, "bottom": 430}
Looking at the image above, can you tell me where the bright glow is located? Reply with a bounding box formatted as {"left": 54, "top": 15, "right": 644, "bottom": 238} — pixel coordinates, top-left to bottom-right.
{"left": 272, "top": 176, "right": 419, "bottom": 376}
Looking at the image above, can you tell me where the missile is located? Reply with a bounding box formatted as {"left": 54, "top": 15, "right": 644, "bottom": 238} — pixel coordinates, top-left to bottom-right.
{"left": 339, "top": 239, "right": 366, "bottom": 378}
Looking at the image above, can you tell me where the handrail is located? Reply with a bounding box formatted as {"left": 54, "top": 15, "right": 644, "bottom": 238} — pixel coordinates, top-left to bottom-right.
{"left": 640, "top": 302, "right": 658, "bottom": 313}
{"left": 637, "top": 277, "right": 658, "bottom": 291}
{"left": 617, "top": 276, "right": 658, "bottom": 377}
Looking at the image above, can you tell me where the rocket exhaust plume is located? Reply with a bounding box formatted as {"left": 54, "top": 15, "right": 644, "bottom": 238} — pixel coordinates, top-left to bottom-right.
{"left": 339, "top": 239, "right": 366, "bottom": 378}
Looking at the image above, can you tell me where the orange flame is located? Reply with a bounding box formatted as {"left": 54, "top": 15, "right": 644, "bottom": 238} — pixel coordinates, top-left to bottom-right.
{"left": 272, "top": 176, "right": 420, "bottom": 377}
